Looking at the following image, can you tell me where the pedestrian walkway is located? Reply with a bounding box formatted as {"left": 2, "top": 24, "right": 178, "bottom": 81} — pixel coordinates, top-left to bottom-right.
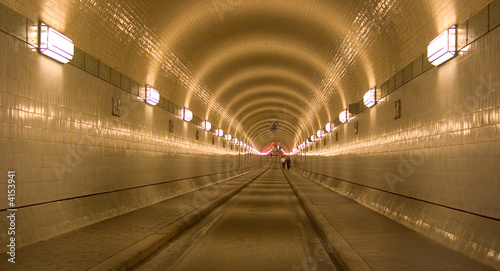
{"left": 136, "top": 165, "right": 338, "bottom": 271}
{"left": 0, "top": 168, "right": 267, "bottom": 271}
{"left": 283, "top": 169, "right": 495, "bottom": 271}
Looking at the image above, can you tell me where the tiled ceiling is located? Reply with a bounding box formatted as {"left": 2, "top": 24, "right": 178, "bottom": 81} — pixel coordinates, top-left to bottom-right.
{"left": 4, "top": 0, "right": 491, "bottom": 151}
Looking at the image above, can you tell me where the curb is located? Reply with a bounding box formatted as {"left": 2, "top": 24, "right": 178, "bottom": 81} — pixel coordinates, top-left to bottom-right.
{"left": 282, "top": 170, "right": 373, "bottom": 271}
{"left": 89, "top": 167, "right": 270, "bottom": 271}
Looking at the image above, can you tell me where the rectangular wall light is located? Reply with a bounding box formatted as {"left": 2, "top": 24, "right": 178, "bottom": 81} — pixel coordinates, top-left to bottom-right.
{"left": 325, "top": 122, "right": 333, "bottom": 133}
{"left": 203, "top": 120, "right": 212, "bottom": 131}
{"left": 427, "top": 25, "right": 457, "bottom": 66}
{"left": 363, "top": 88, "right": 376, "bottom": 108}
{"left": 339, "top": 109, "right": 352, "bottom": 123}
{"left": 39, "top": 23, "right": 74, "bottom": 64}
{"left": 183, "top": 108, "right": 193, "bottom": 122}
{"left": 145, "top": 86, "right": 160, "bottom": 105}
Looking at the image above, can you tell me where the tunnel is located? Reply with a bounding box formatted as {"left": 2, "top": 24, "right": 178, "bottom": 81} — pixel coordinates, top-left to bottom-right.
{"left": 0, "top": 0, "right": 499, "bottom": 270}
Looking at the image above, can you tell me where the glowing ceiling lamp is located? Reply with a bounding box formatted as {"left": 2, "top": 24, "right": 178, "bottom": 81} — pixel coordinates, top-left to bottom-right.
{"left": 363, "top": 88, "right": 376, "bottom": 108}
{"left": 339, "top": 110, "right": 352, "bottom": 123}
{"left": 39, "top": 23, "right": 74, "bottom": 64}
{"left": 317, "top": 129, "right": 324, "bottom": 138}
{"left": 225, "top": 134, "right": 232, "bottom": 141}
{"left": 427, "top": 25, "right": 457, "bottom": 66}
{"left": 145, "top": 86, "right": 160, "bottom": 106}
{"left": 203, "top": 120, "right": 211, "bottom": 131}
{"left": 216, "top": 129, "right": 224, "bottom": 137}
{"left": 183, "top": 108, "right": 193, "bottom": 122}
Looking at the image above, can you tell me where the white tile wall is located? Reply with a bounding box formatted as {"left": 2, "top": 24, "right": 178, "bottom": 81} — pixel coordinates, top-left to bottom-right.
{"left": 295, "top": 26, "right": 500, "bottom": 268}
{"left": 0, "top": 30, "right": 263, "bottom": 250}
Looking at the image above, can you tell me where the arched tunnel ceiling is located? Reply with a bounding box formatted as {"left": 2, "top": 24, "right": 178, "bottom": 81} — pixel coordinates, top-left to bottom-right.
{"left": 12, "top": 0, "right": 491, "bottom": 151}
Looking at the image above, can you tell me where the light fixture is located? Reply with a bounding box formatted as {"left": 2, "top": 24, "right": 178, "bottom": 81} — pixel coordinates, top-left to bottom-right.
{"left": 233, "top": 138, "right": 238, "bottom": 144}
{"left": 145, "top": 86, "right": 160, "bottom": 106}
{"left": 317, "top": 129, "right": 324, "bottom": 138}
{"left": 310, "top": 135, "right": 316, "bottom": 142}
{"left": 363, "top": 88, "right": 376, "bottom": 108}
{"left": 203, "top": 120, "right": 211, "bottom": 131}
{"left": 225, "top": 134, "right": 232, "bottom": 141}
{"left": 216, "top": 129, "right": 224, "bottom": 137}
{"left": 427, "top": 25, "right": 457, "bottom": 66}
{"left": 325, "top": 122, "right": 333, "bottom": 133}
{"left": 39, "top": 23, "right": 74, "bottom": 64}
{"left": 339, "top": 110, "right": 351, "bottom": 123}
{"left": 183, "top": 108, "right": 193, "bottom": 122}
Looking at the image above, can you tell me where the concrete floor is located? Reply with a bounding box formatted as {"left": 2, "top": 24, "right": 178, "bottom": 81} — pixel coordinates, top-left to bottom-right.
{"left": 1, "top": 160, "right": 493, "bottom": 270}
{"left": 284, "top": 170, "right": 496, "bottom": 271}
{"left": 135, "top": 164, "right": 339, "bottom": 271}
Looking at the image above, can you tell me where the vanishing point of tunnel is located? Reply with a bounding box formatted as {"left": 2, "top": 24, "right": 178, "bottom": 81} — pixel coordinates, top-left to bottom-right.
{"left": 0, "top": 0, "right": 499, "bottom": 270}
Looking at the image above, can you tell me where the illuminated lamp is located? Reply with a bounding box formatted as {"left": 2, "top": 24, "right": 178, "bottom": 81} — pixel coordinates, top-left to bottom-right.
{"left": 203, "top": 120, "right": 211, "bottom": 131}
{"left": 39, "top": 23, "right": 74, "bottom": 63}
{"left": 427, "top": 25, "right": 457, "bottom": 66}
{"left": 317, "top": 129, "right": 324, "bottom": 138}
{"left": 325, "top": 122, "right": 333, "bottom": 133}
{"left": 339, "top": 110, "right": 352, "bottom": 123}
{"left": 145, "top": 86, "right": 160, "bottom": 106}
{"left": 183, "top": 108, "right": 193, "bottom": 122}
{"left": 225, "top": 134, "right": 232, "bottom": 141}
{"left": 310, "top": 135, "right": 316, "bottom": 142}
{"left": 216, "top": 129, "right": 224, "bottom": 137}
{"left": 364, "top": 88, "right": 376, "bottom": 108}
{"left": 233, "top": 138, "right": 238, "bottom": 144}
